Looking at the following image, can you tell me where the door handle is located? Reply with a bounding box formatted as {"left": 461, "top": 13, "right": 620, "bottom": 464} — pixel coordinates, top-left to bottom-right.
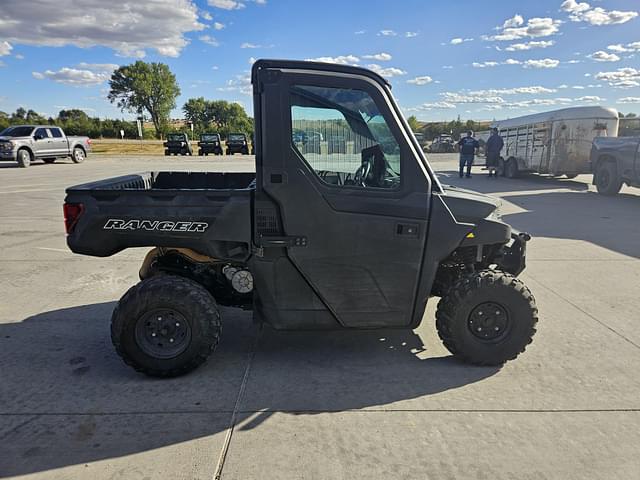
{"left": 396, "top": 223, "right": 419, "bottom": 238}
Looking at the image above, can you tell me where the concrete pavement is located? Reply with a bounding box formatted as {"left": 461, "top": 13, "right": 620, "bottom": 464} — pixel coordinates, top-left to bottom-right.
{"left": 0, "top": 154, "right": 639, "bottom": 479}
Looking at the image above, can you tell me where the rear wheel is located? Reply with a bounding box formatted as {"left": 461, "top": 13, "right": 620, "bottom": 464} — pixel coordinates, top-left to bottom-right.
{"left": 595, "top": 161, "right": 622, "bottom": 196}
{"left": 505, "top": 158, "right": 518, "bottom": 178}
{"left": 111, "top": 275, "right": 222, "bottom": 377}
{"left": 436, "top": 270, "right": 538, "bottom": 365}
{"left": 71, "top": 147, "right": 85, "bottom": 164}
{"left": 17, "top": 149, "right": 31, "bottom": 168}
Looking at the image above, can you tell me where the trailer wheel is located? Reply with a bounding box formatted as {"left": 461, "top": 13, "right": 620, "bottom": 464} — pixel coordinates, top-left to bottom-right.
{"left": 594, "top": 161, "right": 622, "bottom": 196}
{"left": 505, "top": 158, "right": 519, "bottom": 178}
{"left": 435, "top": 270, "right": 538, "bottom": 366}
{"left": 111, "top": 275, "right": 222, "bottom": 378}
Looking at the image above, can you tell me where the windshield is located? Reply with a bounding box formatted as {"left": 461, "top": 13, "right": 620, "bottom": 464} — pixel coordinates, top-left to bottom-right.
{"left": 229, "top": 134, "right": 245, "bottom": 141}
{"left": 167, "top": 134, "right": 185, "bottom": 141}
{"left": 201, "top": 134, "right": 219, "bottom": 141}
{"left": 0, "top": 126, "right": 35, "bottom": 137}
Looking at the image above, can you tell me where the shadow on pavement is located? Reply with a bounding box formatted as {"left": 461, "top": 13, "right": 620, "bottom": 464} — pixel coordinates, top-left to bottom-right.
{"left": 0, "top": 301, "right": 498, "bottom": 477}
{"left": 438, "top": 170, "right": 640, "bottom": 259}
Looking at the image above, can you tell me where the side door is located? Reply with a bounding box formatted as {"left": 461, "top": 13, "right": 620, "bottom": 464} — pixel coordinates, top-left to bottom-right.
{"left": 32, "top": 127, "right": 52, "bottom": 157}
{"left": 48, "top": 128, "right": 69, "bottom": 156}
{"left": 255, "top": 64, "right": 432, "bottom": 328}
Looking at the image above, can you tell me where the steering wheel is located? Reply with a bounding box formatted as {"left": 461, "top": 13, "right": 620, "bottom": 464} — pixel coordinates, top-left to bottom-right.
{"left": 353, "top": 160, "right": 372, "bottom": 187}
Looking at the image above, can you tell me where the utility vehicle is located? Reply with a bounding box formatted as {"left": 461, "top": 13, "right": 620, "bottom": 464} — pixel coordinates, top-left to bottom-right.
{"left": 0, "top": 125, "right": 91, "bottom": 167}
{"left": 198, "top": 133, "right": 223, "bottom": 156}
{"left": 64, "top": 60, "right": 537, "bottom": 377}
{"left": 226, "top": 133, "right": 249, "bottom": 155}
{"left": 164, "top": 133, "right": 192, "bottom": 156}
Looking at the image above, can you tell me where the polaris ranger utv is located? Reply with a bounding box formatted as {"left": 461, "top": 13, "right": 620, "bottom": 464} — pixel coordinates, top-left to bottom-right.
{"left": 198, "top": 133, "right": 223, "bottom": 156}
{"left": 64, "top": 60, "right": 537, "bottom": 378}
{"left": 164, "top": 133, "right": 193, "bottom": 156}
{"left": 226, "top": 133, "right": 249, "bottom": 155}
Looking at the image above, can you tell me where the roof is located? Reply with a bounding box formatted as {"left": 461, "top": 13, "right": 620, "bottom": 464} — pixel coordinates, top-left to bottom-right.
{"left": 251, "top": 59, "right": 391, "bottom": 89}
{"left": 493, "top": 106, "right": 619, "bottom": 129}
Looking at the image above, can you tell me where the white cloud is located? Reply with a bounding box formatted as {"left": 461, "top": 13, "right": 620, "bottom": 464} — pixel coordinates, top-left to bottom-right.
{"left": 0, "top": 0, "right": 205, "bottom": 58}
{"left": 362, "top": 53, "right": 392, "bottom": 61}
{"left": 354, "top": 30, "right": 365, "bottom": 35}
{"left": 505, "top": 40, "right": 554, "bottom": 51}
{"left": 561, "top": 0, "right": 638, "bottom": 25}
{"left": 240, "top": 42, "right": 273, "bottom": 49}
{"left": 14, "top": 54, "right": 24, "bottom": 60}
{"left": 595, "top": 67, "right": 640, "bottom": 88}
{"left": 503, "top": 14, "right": 524, "bottom": 29}
{"left": 607, "top": 42, "right": 640, "bottom": 53}
{"left": 405, "top": 32, "right": 419, "bottom": 38}
{"left": 442, "top": 65, "right": 453, "bottom": 69}
{"left": 367, "top": 64, "right": 407, "bottom": 78}
{"left": 378, "top": 30, "right": 397, "bottom": 37}
{"left": 213, "top": 22, "right": 226, "bottom": 30}
{"left": 503, "top": 58, "right": 522, "bottom": 65}
{"left": 469, "top": 86, "right": 557, "bottom": 95}
{"left": 450, "top": 37, "right": 473, "bottom": 45}
{"left": 407, "top": 102, "right": 456, "bottom": 112}
{"left": 484, "top": 16, "right": 562, "bottom": 41}
{"left": 590, "top": 51, "right": 620, "bottom": 62}
{"left": 306, "top": 55, "right": 360, "bottom": 66}
{"left": 200, "top": 35, "right": 220, "bottom": 47}
{"left": 524, "top": 58, "right": 560, "bottom": 69}
{"left": 441, "top": 92, "right": 505, "bottom": 104}
{"left": 407, "top": 76, "right": 433, "bottom": 85}
{"left": 472, "top": 61, "right": 500, "bottom": 68}
{"left": 0, "top": 41, "right": 12, "bottom": 56}
{"left": 575, "top": 95, "right": 603, "bottom": 102}
{"left": 32, "top": 63, "right": 116, "bottom": 87}
{"left": 208, "top": 0, "right": 245, "bottom": 9}
{"left": 248, "top": 57, "right": 256, "bottom": 65}
{"left": 218, "top": 73, "right": 251, "bottom": 95}
{"left": 618, "top": 97, "right": 640, "bottom": 104}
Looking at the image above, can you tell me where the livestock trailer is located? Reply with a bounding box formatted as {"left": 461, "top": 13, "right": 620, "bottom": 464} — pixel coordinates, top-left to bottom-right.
{"left": 493, "top": 106, "right": 619, "bottom": 178}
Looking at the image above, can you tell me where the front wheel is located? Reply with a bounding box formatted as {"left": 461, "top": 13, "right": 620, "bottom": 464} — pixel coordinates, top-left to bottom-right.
{"left": 72, "top": 147, "right": 85, "bottom": 163}
{"left": 594, "top": 161, "right": 622, "bottom": 196}
{"left": 17, "top": 149, "right": 31, "bottom": 168}
{"left": 436, "top": 270, "right": 538, "bottom": 366}
{"left": 111, "top": 275, "right": 222, "bottom": 377}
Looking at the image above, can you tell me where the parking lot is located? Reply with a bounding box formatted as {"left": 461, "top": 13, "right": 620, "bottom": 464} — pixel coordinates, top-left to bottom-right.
{"left": 1, "top": 153, "right": 639, "bottom": 480}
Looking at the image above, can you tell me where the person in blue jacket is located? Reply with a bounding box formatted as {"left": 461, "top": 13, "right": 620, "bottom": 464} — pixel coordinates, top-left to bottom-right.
{"left": 458, "top": 130, "right": 480, "bottom": 178}
{"left": 485, "top": 127, "right": 504, "bottom": 178}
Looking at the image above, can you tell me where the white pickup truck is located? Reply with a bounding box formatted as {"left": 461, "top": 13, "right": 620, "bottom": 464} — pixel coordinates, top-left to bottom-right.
{"left": 0, "top": 124, "right": 91, "bottom": 167}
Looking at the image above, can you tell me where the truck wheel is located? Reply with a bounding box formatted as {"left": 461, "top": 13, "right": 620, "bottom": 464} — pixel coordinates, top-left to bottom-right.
{"left": 505, "top": 158, "right": 518, "bottom": 178}
{"left": 17, "top": 148, "right": 32, "bottom": 168}
{"left": 111, "top": 275, "right": 222, "bottom": 378}
{"left": 435, "top": 270, "right": 538, "bottom": 366}
{"left": 72, "top": 147, "right": 86, "bottom": 163}
{"left": 595, "top": 161, "right": 622, "bottom": 196}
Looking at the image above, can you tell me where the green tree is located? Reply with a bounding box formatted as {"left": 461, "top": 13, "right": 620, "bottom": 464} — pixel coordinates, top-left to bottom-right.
{"left": 182, "top": 98, "right": 253, "bottom": 137}
{"left": 183, "top": 97, "right": 209, "bottom": 132}
{"left": 407, "top": 115, "right": 420, "bottom": 132}
{"left": 108, "top": 61, "right": 180, "bottom": 139}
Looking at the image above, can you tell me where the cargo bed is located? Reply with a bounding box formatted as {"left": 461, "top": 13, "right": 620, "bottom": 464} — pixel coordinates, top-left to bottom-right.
{"left": 65, "top": 172, "right": 255, "bottom": 260}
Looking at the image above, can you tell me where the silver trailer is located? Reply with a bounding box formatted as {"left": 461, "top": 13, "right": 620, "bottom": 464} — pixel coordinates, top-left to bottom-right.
{"left": 493, "top": 106, "right": 619, "bottom": 178}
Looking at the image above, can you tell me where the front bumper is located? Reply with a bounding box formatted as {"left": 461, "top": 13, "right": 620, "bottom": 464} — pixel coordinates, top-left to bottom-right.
{"left": 0, "top": 150, "right": 17, "bottom": 161}
{"left": 496, "top": 231, "right": 531, "bottom": 276}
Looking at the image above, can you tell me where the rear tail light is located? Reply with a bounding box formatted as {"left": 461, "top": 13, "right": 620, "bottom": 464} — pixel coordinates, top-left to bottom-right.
{"left": 63, "top": 203, "right": 84, "bottom": 234}
{"left": 87, "top": 138, "right": 92, "bottom": 145}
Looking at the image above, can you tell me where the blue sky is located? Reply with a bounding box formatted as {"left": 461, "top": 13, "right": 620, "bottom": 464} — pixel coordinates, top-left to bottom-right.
{"left": 1, "top": 0, "right": 639, "bottom": 122}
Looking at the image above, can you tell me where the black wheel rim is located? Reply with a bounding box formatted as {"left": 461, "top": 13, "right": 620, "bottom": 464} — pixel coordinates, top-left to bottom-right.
{"left": 468, "top": 302, "right": 511, "bottom": 342}
{"left": 134, "top": 308, "right": 191, "bottom": 359}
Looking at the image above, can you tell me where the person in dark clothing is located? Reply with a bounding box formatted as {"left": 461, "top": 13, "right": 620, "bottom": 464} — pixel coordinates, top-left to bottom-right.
{"left": 458, "top": 130, "right": 480, "bottom": 178}
{"left": 485, "top": 127, "right": 504, "bottom": 178}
